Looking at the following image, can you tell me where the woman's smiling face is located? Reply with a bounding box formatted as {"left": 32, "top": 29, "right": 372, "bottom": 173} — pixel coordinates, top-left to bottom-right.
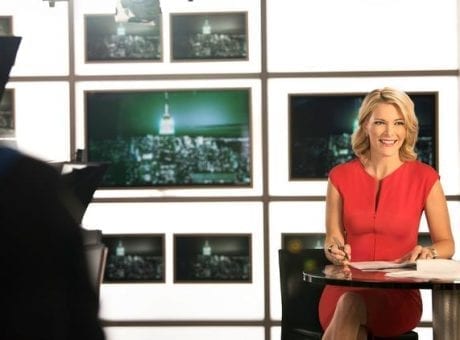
{"left": 365, "top": 102, "right": 407, "bottom": 160}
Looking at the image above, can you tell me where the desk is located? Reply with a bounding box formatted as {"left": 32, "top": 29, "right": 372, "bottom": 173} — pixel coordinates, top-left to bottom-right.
{"left": 304, "top": 265, "right": 460, "bottom": 340}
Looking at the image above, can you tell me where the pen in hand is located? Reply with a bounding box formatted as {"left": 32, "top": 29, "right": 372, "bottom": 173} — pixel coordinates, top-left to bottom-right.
{"left": 333, "top": 236, "right": 350, "bottom": 262}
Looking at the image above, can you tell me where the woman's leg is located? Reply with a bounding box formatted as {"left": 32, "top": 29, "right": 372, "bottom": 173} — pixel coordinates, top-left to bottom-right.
{"left": 322, "top": 292, "right": 367, "bottom": 340}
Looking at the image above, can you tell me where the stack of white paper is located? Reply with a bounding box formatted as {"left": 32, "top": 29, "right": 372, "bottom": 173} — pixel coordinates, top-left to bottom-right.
{"left": 349, "top": 261, "right": 416, "bottom": 271}
{"left": 385, "top": 259, "right": 460, "bottom": 280}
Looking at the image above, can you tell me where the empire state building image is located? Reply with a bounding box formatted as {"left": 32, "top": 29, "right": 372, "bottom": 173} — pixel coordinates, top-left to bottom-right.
{"left": 157, "top": 92, "right": 177, "bottom": 184}
{"left": 86, "top": 88, "right": 251, "bottom": 187}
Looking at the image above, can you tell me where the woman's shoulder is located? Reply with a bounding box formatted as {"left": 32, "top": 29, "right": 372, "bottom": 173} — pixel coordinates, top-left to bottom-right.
{"left": 329, "top": 158, "right": 361, "bottom": 176}
{"left": 328, "top": 159, "right": 363, "bottom": 187}
{"left": 402, "top": 160, "right": 440, "bottom": 184}
{"left": 404, "top": 160, "right": 438, "bottom": 175}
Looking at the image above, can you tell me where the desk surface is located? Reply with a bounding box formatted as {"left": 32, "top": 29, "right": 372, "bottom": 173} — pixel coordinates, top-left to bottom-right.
{"left": 304, "top": 265, "right": 460, "bottom": 290}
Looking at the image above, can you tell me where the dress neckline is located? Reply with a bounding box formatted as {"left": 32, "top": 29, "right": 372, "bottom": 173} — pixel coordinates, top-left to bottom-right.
{"left": 356, "top": 159, "right": 408, "bottom": 182}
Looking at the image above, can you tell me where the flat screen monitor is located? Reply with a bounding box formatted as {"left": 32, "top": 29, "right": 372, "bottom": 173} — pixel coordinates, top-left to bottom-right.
{"left": 289, "top": 92, "right": 438, "bottom": 180}
{"left": 85, "top": 88, "right": 251, "bottom": 188}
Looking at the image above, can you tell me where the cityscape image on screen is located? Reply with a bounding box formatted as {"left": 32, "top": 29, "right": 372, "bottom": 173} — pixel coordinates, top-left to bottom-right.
{"left": 102, "top": 235, "right": 164, "bottom": 283}
{"left": 86, "top": 88, "right": 251, "bottom": 187}
{"left": 289, "top": 92, "right": 437, "bottom": 179}
{"left": 171, "top": 12, "right": 248, "bottom": 61}
{"left": 85, "top": 13, "right": 162, "bottom": 61}
{"left": 0, "top": 89, "right": 14, "bottom": 138}
{"left": 174, "top": 234, "right": 251, "bottom": 282}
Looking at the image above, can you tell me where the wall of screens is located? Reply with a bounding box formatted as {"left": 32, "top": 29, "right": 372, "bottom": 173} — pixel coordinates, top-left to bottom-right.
{"left": 2, "top": 0, "right": 459, "bottom": 339}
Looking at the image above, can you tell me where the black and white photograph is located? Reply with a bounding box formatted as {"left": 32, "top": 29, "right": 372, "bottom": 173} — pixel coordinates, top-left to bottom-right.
{"left": 102, "top": 234, "right": 165, "bottom": 283}
{"left": 85, "top": 13, "right": 162, "bottom": 62}
{"left": 174, "top": 234, "right": 252, "bottom": 283}
{"left": 0, "top": 89, "right": 14, "bottom": 138}
{"left": 289, "top": 92, "right": 438, "bottom": 180}
{"left": 171, "top": 12, "right": 248, "bottom": 61}
{"left": 0, "top": 16, "right": 12, "bottom": 36}
{"left": 86, "top": 88, "right": 251, "bottom": 188}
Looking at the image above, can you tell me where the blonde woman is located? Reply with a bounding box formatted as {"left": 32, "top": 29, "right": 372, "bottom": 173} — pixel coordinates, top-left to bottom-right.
{"left": 319, "top": 87, "right": 454, "bottom": 340}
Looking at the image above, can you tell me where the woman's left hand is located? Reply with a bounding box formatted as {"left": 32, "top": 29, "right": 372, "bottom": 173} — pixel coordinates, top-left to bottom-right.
{"left": 397, "top": 245, "right": 438, "bottom": 262}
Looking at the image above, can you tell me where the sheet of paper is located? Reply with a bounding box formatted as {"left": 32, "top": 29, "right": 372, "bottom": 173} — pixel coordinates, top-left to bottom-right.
{"left": 349, "top": 261, "right": 416, "bottom": 270}
{"left": 385, "top": 259, "right": 460, "bottom": 280}
{"left": 416, "top": 259, "right": 460, "bottom": 273}
{"left": 385, "top": 270, "right": 460, "bottom": 280}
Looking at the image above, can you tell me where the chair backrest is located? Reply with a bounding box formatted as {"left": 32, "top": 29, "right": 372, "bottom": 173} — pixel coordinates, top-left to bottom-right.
{"left": 85, "top": 243, "right": 108, "bottom": 297}
{"left": 278, "top": 248, "right": 329, "bottom": 337}
{"left": 0, "top": 36, "right": 22, "bottom": 100}
{"left": 82, "top": 228, "right": 103, "bottom": 246}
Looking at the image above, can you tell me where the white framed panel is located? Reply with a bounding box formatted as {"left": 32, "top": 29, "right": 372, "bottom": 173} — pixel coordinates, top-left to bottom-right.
{"left": 103, "top": 326, "right": 265, "bottom": 340}
{"left": 73, "top": 0, "right": 261, "bottom": 75}
{"left": 267, "top": 202, "right": 460, "bottom": 323}
{"left": 449, "top": 201, "right": 460, "bottom": 261}
{"left": 6, "top": 81, "right": 70, "bottom": 162}
{"left": 267, "top": 0, "right": 458, "bottom": 72}
{"left": 413, "top": 328, "right": 434, "bottom": 340}
{"left": 420, "top": 289, "right": 433, "bottom": 323}
{"left": 268, "top": 201, "right": 325, "bottom": 320}
{"left": 271, "top": 326, "right": 281, "bottom": 340}
{"left": 83, "top": 201, "right": 265, "bottom": 320}
{"left": 268, "top": 76, "right": 459, "bottom": 196}
{"left": 76, "top": 78, "right": 262, "bottom": 198}
{"left": 0, "top": 0, "right": 69, "bottom": 76}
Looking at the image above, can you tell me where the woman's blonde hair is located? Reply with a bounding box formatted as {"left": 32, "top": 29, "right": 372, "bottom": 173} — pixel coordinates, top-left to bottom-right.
{"left": 351, "top": 87, "right": 419, "bottom": 162}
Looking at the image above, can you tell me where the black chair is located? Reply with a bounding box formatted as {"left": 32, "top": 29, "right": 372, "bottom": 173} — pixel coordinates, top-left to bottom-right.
{"left": 84, "top": 242, "right": 107, "bottom": 298}
{"left": 0, "top": 36, "right": 22, "bottom": 100}
{"left": 278, "top": 248, "right": 418, "bottom": 340}
{"left": 82, "top": 229, "right": 107, "bottom": 298}
{"left": 82, "top": 228, "right": 103, "bottom": 247}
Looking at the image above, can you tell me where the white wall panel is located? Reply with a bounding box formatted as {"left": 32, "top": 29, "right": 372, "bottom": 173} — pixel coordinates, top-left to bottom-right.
{"left": 0, "top": 0, "right": 69, "bottom": 76}
{"left": 268, "top": 201, "right": 460, "bottom": 323}
{"left": 83, "top": 202, "right": 265, "bottom": 320}
{"left": 75, "top": 79, "right": 263, "bottom": 198}
{"left": 271, "top": 326, "right": 281, "bottom": 340}
{"left": 73, "top": 0, "right": 261, "bottom": 75}
{"left": 268, "top": 201, "right": 325, "bottom": 320}
{"left": 449, "top": 201, "right": 460, "bottom": 260}
{"left": 267, "top": 0, "right": 458, "bottom": 72}
{"left": 413, "top": 327, "right": 434, "bottom": 340}
{"left": 6, "top": 81, "right": 70, "bottom": 162}
{"left": 268, "top": 76, "right": 460, "bottom": 196}
{"left": 104, "top": 326, "right": 265, "bottom": 340}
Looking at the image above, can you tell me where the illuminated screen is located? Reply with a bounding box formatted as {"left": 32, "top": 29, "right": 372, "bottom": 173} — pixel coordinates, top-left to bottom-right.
{"left": 174, "top": 234, "right": 251, "bottom": 283}
{"left": 289, "top": 92, "right": 437, "bottom": 179}
{"left": 86, "top": 88, "right": 251, "bottom": 188}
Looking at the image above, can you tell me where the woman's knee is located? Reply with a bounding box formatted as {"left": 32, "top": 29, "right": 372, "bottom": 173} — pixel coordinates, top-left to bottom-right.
{"left": 336, "top": 292, "right": 367, "bottom": 319}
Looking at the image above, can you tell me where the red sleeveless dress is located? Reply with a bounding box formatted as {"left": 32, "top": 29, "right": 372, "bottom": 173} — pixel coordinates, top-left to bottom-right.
{"left": 318, "top": 159, "right": 439, "bottom": 337}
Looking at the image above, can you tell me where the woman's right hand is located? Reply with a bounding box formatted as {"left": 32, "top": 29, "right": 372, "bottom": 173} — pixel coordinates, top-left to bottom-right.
{"left": 325, "top": 242, "right": 351, "bottom": 266}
